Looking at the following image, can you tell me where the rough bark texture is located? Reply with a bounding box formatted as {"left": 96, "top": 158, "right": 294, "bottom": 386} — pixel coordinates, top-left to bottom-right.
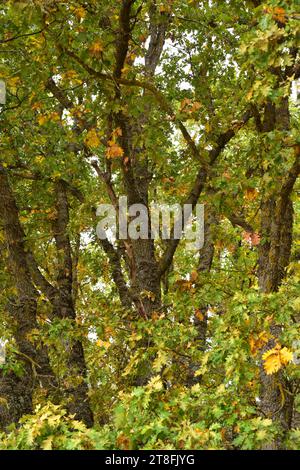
{"left": 257, "top": 97, "right": 299, "bottom": 449}
{"left": 51, "top": 180, "right": 93, "bottom": 427}
{"left": 195, "top": 208, "right": 217, "bottom": 349}
{"left": 258, "top": 195, "right": 296, "bottom": 449}
{"left": 0, "top": 168, "right": 93, "bottom": 428}
{"left": 187, "top": 207, "right": 217, "bottom": 386}
{"left": 0, "top": 364, "right": 33, "bottom": 430}
{"left": 111, "top": 2, "right": 169, "bottom": 317}
{"left": 0, "top": 165, "right": 56, "bottom": 429}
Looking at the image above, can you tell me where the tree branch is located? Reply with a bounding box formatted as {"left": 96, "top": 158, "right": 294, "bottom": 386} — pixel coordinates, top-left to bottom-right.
{"left": 159, "top": 111, "right": 252, "bottom": 276}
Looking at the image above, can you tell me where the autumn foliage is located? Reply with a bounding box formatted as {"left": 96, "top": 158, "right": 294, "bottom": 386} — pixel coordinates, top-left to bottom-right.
{"left": 0, "top": 0, "right": 299, "bottom": 451}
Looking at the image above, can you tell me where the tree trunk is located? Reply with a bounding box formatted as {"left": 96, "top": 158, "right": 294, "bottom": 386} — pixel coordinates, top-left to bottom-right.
{"left": 0, "top": 165, "right": 56, "bottom": 429}
{"left": 187, "top": 207, "right": 217, "bottom": 386}
{"left": 51, "top": 180, "right": 93, "bottom": 427}
{"left": 257, "top": 97, "right": 297, "bottom": 447}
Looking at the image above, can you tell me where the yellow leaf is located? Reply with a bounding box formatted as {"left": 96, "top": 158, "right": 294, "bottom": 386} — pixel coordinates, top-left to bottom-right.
{"left": 113, "top": 127, "right": 122, "bottom": 137}
{"left": 246, "top": 88, "right": 253, "bottom": 101}
{"left": 249, "top": 336, "right": 256, "bottom": 355}
{"left": 262, "top": 345, "right": 293, "bottom": 375}
{"left": 280, "top": 347, "right": 293, "bottom": 365}
{"left": 7, "top": 76, "right": 21, "bottom": 93}
{"left": 240, "top": 43, "right": 248, "bottom": 55}
{"left": 29, "top": 35, "right": 45, "bottom": 49}
{"left": 62, "top": 70, "right": 82, "bottom": 85}
{"left": 249, "top": 331, "right": 269, "bottom": 355}
{"left": 49, "top": 112, "right": 60, "bottom": 122}
{"left": 257, "top": 429, "right": 268, "bottom": 441}
{"left": 263, "top": 349, "right": 282, "bottom": 375}
{"left": 195, "top": 352, "right": 209, "bottom": 376}
{"left": 89, "top": 40, "right": 104, "bottom": 57}
{"left": 159, "top": 5, "right": 170, "bottom": 13}
{"left": 35, "top": 155, "right": 45, "bottom": 164}
{"left": 84, "top": 128, "right": 100, "bottom": 148}
{"left": 153, "top": 351, "right": 168, "bottom": 372}
{"left": 122, "top": 351, "right": 140, "bottom": 376}
{"left": 37, "top": 114, "right": 48, "bottom": 126}
{"left": 96, "top": 339, "right": 111, "bottom": 349}
{"left": 74, "top": 6, "right": 86, "bottom": 20}
{"left": 63, "top": 70, "right": 78, "bottom": 80}
{"left": 205, "top": 122, "right": 212, "bottom": 133}
{"left": 41, "top": 436, "right": 53, "bottom": 450}
{"left": 147, "top": 375, "right": 163, "bottom": 391}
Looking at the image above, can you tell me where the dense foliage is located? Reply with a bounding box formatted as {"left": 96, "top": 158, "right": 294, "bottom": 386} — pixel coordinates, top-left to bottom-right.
{"left": 0, "top": 0, "right": 299, "bottom": 450}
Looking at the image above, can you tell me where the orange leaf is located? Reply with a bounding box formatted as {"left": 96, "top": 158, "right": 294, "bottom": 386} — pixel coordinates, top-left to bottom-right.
{"left": 273, "top": 7, "right": 286, "bottom": 24}
{"left": 89, "top": 40, "right": 104, "bottom": 57}
{"left": 242, "top": 231, "right": 261, "bottom": 246}
{"left": 106, "top": 143, "right": 124, "bottom": 158}
{"left": 195, "top": 309, "right": 205, "bottom": 321}
{"left": 190, "top": 271, "right": 198, "bottom": 282}
{"left": 249, "top": 331, "right": 269, "bottom": 355}
{"left": 251, "top": 232, "right": 261, "bottom": 246}
{"left": 244, "top": 188, "right": 258, "bottom": 201}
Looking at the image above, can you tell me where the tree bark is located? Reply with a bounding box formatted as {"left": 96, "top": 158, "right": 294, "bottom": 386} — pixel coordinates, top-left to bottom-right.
{"left": 51, "top": 180, "right": 93, "bottom": 427}
{"left": 187, "top": 207, "right": 217, "bottom": 386}
{"left": 0, "top": 165, "right": 56, "bottom": 429}
{"left": 257, "top": 97, "right": 299, "bottom": 448}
